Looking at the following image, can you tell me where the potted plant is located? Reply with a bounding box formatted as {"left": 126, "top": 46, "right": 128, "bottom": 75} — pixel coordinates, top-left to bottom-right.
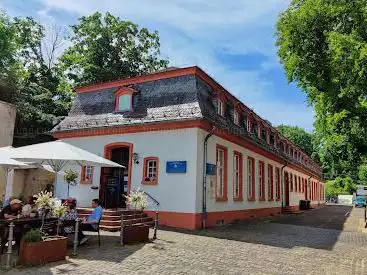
{"left": 64, "top": 169, "right": 79, "bottom": 198}
{"left": 122, "top": 189, "right": 149, "bottom": 244}
{"left": 19, "top": 191, "right": 68, "bottom": 265}
{"left": 20, "top": 229, "right": 68, "bottom": 265}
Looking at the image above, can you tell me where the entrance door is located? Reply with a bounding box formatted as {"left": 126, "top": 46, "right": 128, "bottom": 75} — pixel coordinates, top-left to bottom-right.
{"left": 284, "top": 172, "right": 290, "bottom": 207}
{"left": 101, "top": 143, "right": 132, "bottom": 209}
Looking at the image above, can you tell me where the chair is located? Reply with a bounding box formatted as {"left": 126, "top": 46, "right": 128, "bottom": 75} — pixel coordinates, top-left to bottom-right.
{"left": 81, "top": 218, "right": 101, "bottom": 247}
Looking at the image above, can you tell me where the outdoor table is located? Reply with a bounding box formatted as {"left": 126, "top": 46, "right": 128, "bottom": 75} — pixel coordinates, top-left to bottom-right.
{"left": 0, "top": 217, "right": 58, "bottom": 268}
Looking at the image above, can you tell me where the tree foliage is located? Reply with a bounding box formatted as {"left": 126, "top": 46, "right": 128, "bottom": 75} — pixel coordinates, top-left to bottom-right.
{"left": 60, "top": 12, "right": 168, "bottom": 86}
{"left": 0, "top": 11, "right": 168, "bottom": 145}
{"left": 276, "top": 125, "right": 317, "bottom": 159}
{"left": 325, "top": 177, "right": 356, "bottom": 199}
{"left": 276, "top": 0, "right": 367, "bottom": 177}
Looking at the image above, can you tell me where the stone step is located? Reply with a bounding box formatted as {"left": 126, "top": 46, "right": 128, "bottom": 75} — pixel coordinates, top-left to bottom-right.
{"left": 100, "top": 221, "right": 155, "bottom": 232}
{"left": 100, "top": 217, "right": 153, "bottom": 227}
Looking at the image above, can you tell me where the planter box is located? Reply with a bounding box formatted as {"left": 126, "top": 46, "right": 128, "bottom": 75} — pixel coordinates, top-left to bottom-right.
{"left": 20, "top": 237, "right": 68, "bottom": 265}
{"left": 122, "top": 224, "right": 149, "bottom": 244}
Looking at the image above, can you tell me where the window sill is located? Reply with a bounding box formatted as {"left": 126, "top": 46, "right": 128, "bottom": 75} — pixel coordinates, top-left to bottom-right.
{"left": 247, "top": 197, "right": 256, "bottom": 202}
{"left": 233, "top": 197, "right": 243, "bottom": 202}
{"left": 276, "top": 198, "right": 281, "bottom": 201}
{"left": 215, "top": 197, "right": 228, "bottom": 202}
{"left": 80, "top": 181, "right": 92, "bottom": 185}
{"left": 142, "top": 180, "right": 158, "bottom": 185}
{"left": 259, "top": 197, "right": 266, "bottom": 201}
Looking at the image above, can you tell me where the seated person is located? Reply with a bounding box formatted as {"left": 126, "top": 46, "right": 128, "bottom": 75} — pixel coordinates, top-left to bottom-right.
{"left": 61, "top": 202, "right": 78, "bottom": 234}
{"left": 3, "top": 196, "right": 13, "bottom": 208}
{"left": 0, "top": 199, "right": 23, "bottom": 219}
{"left": 21, "top": 196, "right": 37, "bottom": 217}
{"left": 78, "top": 199, "right": 103, "bottom": 245}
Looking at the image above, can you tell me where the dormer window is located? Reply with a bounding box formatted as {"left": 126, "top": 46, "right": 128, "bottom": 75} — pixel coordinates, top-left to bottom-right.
{"left": 234, "top": 110, "right": 240, "bottom": 125}
{"left": 117, "top": 94, "right": 131, "bottom": 112}
{"left": 217, "top": 99, "right": 225, "bottom": 116}
{"left": 115, "top": 87, "right": 137, "bottom": 113}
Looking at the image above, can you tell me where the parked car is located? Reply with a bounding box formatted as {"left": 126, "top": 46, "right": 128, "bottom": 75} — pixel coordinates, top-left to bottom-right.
{"left": 353, "top": 196, "right": 367, "bottom": 208}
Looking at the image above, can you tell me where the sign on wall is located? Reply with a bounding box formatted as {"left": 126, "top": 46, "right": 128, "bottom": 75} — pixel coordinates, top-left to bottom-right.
{"left": 166, "top": 161, "right": 187, "bottom": 173}
{"left": 206, "top": 163, "right": 216, "bottom": 175}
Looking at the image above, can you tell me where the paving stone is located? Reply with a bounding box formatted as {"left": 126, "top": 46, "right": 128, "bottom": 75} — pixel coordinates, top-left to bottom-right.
{"left": 4, "top": 205, "right": 367, "bottom": 275}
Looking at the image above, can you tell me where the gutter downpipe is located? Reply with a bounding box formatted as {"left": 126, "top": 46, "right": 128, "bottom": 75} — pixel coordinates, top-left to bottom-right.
{"left": 280, "top": 162, "right": 288, "bottom": 208}
{"left": 201, "top": 126, "right": 216, "bottom": 229}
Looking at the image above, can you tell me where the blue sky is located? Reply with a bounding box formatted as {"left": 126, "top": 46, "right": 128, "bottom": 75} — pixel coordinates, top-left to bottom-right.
{"left": 1, "top": 0, "right": 314, "bottom": 131}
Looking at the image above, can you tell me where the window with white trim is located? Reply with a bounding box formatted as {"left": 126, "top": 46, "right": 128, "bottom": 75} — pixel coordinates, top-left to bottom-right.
{"left": 81, "top": 165, "right": 94, "bottom": 184}
{"left": 259, "top": 161, "right": 265, "bottom": 199}
{"left": 247, "top": 157, "right": 255, "bottom": 200}
{"left": 142, "top": 157, "right": 159, "bottom": 184}
{"left": 217, "top": 99, "right": 225, "bottom": 116}
{"left": 234, "top": 110, "right": 240, "bottom": 125}
{"left": 233, "top": 153, "right": 241, "bottom": 198}
{"left": 216, "top": 147, "right": 225, "bottom": 198}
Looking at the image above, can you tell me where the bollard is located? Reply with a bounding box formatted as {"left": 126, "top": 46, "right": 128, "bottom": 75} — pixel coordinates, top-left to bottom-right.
{"left": 153, "top": 211, "right": 158, "bottom": 240}
{"left": 73, "top": 219, "right": 80, "bottom": 256}
{"left": 120, "top": 214, "right": 124, "bottom": 245}
{"left": 5, "top": 222, "right": 15, "bottom": 268}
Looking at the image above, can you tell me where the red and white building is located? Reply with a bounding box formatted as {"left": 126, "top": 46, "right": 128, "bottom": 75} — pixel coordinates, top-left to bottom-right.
{"left": 52, "top": 66, "right": 325, "bottom": 230}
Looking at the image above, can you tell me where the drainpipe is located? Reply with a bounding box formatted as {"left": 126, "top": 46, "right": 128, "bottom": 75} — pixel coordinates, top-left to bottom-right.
{"left": 280, "top": 163, "right": 287, "bottom": 208}
{"left": 201, "top": 126, "right": 216, "bottom": 229}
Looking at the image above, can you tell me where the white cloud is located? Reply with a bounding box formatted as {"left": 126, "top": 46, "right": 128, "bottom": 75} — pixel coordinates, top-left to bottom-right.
{"left": 12, "top": 0, "right": 313, "bottom": 129}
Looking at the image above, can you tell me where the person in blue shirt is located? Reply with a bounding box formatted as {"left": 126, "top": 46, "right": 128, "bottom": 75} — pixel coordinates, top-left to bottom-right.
{"left": 79, "top": 199, "right": 103, "bottom": 245}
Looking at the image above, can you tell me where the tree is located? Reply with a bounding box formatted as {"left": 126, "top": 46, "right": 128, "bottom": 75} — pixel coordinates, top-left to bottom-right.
{"left": 325, "top": 177, "right": 356, "bottom": 199}
{"left": 276, "top": 125, "right": 317, "bottom": 159}
{"left": 276, "top": 0, "right": 367, "bottom": 177}
{"left": 0, "top": 11, "right": 73, "bottom": 145}
{"left": 60, "top": 12, "right": 168, "bottom": 86}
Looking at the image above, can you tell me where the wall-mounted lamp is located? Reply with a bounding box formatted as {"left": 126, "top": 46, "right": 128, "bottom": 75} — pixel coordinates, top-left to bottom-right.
{"left": 133, "top": 153, "right": 140, "bottom": 164}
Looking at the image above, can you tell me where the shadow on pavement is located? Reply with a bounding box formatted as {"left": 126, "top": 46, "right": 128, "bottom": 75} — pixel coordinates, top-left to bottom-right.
{"left": 161, "top": 205, "right": 355, "bottom": 251}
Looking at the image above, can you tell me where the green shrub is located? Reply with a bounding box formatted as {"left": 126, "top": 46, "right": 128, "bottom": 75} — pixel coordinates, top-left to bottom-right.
{"left": 23, "top": 228, "right": 42, "bottom": 243}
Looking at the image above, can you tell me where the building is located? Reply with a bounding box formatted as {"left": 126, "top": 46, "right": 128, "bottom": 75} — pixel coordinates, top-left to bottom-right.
{"left": 52, "top": 66, "right": 325, "bottom": 230}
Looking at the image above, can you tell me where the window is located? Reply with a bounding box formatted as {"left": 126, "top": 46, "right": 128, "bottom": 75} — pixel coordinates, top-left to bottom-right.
{"left": 81, "top": 165, "right": 94, "bottom": 184}
{"left": 233, "top": 151, "right": 243, "bottom": 200}
{"left": 115, "top": 88, "right": 135, "bottom": 112}
{"left": 298, "top": 176, "right": 301, "bottom": 192}
{"left": 216, "top": 145, "right": 228, "bottom": 201}
{"left": 247, "top": 157, "right": 255, "bottom": 200}
{"left": 234, "top": 110, "right": 240, "bottom": 125}
{"left": 258, "top": 161, "right": 265, "bottom": 200}
{"left": 142, "top": 157, "right": 159, "bottom": 184}
{"left": 247, "top": 117, "right": 252, "bottom": 132}
{"left": 268, "top": 164, "right": 273, "bottom": 201}
{"left": 290, "top": 173, "right": 293, "bottom": 192}
{"left": 275, "top": 167, "right": 281, "bottom": 201}
{"left": 217, "top": 99, "right": 225, "bottom": 116}
{"left": 294, "top": 175, "right": 298, "bottom": 192}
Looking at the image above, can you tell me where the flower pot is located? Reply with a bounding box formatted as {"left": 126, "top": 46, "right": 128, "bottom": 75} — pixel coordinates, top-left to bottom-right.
{"left": 122, "top": 224, "right": 149, "bottom": 244}
{"left": 20, "top": 237, "right": 68, "bottom": 265}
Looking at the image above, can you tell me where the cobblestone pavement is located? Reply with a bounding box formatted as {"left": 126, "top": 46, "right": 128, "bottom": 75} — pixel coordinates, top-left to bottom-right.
{"left": 5, "top": 205, "right": 367, "bottom": 275}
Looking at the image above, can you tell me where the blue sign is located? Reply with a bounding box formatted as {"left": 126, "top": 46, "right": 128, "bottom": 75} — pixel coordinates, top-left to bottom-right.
{"left": 206, "top": 163, "right": 216, "bottom": 175}
{"left": 166, "top": 161, "right": 187, "bottom": 173}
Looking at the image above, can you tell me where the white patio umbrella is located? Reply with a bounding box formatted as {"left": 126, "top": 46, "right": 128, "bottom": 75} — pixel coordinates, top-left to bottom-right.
{"left": 7, "top": 140, "right": 124, "bottom": 195}
{"left": 0, "top": 150, "right": 28, "bottom": 200}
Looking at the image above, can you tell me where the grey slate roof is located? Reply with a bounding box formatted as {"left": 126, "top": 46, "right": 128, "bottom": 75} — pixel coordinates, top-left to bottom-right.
{"left": 52, "top": 71, "right": 321, "bottom": 177}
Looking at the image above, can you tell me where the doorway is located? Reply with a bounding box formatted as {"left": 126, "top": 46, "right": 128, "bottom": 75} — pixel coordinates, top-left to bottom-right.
{"left": 101, "top": 142, "right": 133, "bottom": 209}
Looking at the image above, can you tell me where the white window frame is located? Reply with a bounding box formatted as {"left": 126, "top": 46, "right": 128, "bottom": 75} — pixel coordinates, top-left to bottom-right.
{"left": 216, "top": 148, "right": 225, "bottom": 198}
{"left": 233, "top": 154, "right": 240, "bottom": 198}
{"left": 217, "top": 99, "right": 225, "bottom": 116}
{"left": 234, "top": 110, "right": 240, "bottom": 125}
{"left": 146, "top": 160, "right": 157, "bottom": 180}
{"left": 248, "top": 158, "right": 254, "bottom": 199}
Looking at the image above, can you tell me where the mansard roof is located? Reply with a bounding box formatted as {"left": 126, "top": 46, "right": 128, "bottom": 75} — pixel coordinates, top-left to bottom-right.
{"left": 52, "top": 66, "right": 321, "bottom": 177}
